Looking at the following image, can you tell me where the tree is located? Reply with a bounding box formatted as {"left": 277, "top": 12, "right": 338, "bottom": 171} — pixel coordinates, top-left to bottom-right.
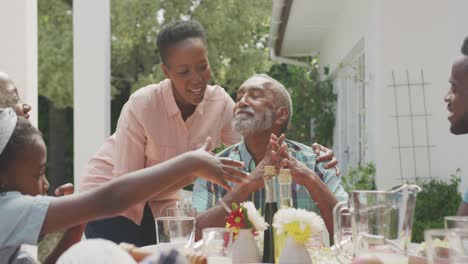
{"left": 269, "top": 63, "right": 337, "bottom": 146}
{"left": 38, "top": 0, "right": 273, "bottom": 186}
{"left": 111, "top": 0, "right": 272, "bottom": 115}
{"left": 38, "top": 1, "right": 73, "bottom": 108}
{"left": 38, "top": 0, "right": 74, "bottom": 191}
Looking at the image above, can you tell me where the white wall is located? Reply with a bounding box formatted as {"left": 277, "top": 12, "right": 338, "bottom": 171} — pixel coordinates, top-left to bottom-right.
{"left": 0, "top": 0, "right": 38, "bottom": 126}
{"left": 320, "top": 0, "right": 468, "bottom": 190}
{"left": 73, "top": 0, "right": 111, "bottom": 185}
{"left": 375, "top": 0, "right": 468, "bottom": 189}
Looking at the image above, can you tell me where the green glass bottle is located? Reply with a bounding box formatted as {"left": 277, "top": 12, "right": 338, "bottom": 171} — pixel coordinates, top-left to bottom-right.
{"left": 263, "top": 165, "right": 278, "bottom": 263}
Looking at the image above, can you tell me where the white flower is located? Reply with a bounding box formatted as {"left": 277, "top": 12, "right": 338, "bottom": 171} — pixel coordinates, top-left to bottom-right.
{"left": 272, "top": 208, "right": 324, "bottom": 236}
{"left": 241, "top": 201, "right": 269, "bottom": 232}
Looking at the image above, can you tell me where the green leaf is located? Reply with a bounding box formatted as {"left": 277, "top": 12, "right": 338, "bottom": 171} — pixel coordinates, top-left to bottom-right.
{"left": 411, "top": 174, "right": 462, "bottom": 243}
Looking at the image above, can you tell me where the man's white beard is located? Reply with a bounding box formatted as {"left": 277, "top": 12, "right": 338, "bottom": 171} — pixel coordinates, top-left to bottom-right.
{"left": 231, "top": 106, "right": 274, "bottom": 137}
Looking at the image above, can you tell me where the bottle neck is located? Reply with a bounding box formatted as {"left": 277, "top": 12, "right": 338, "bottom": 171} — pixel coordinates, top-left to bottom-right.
{"left": 279, "top": 182, "right": 293, "bottom": 208}
{"left": 264, "top": 177, "right": 277, "bottom": 203}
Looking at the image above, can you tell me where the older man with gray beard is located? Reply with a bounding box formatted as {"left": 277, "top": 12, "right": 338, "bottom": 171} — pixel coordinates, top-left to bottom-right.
{"left": 192, "top": 74, "right": 348, "bottom": 240}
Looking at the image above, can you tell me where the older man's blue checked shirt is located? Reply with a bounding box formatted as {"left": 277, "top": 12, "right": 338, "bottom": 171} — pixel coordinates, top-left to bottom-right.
{"left": 192, "top": 139, "right": 348, "bottom": 215}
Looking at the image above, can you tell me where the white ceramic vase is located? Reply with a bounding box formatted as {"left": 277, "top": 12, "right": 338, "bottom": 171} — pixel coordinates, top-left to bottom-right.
{"left": 278, "top": 236, "right": 312, "bottom": 264}
{"left": 232, "top": 229, "right": 261, "bottom": 264}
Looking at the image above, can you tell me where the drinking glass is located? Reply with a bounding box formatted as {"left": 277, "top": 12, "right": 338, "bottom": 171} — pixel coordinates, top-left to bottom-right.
{"left": 425, "top": 228, "right": 468, "bottom": 264}
{"left": 444, "top": 216, "right": 468, "bottom": 230}
{"left": 155, "top": 216, "right": 195, "bottom": 249}
{"left": 202, "top": 228, "right": 233, "bottom": 264}
{"left": 166, "top": 207, "right": 197, "bottom": 218}
{"left": 333, "top": 209, "right": 353, "bottom": 263}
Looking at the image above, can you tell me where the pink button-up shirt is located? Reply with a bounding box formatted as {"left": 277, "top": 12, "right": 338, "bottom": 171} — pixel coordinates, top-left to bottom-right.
{"left": 79, "top": 79, "right": 240, "bottom": 224}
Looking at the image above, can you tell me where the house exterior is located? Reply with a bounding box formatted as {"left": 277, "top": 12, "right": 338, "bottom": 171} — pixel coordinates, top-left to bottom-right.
{"left": 269, "top": 0, "right": 468, "bottom": 190}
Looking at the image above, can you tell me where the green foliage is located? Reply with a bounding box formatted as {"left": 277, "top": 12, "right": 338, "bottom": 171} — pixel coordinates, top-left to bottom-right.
{"left": 110, "top": 0, "right": 271, "bottom": 95}
{"left": 110, "top": 0, "right": 163, "bottom": 95}
{"left": 38, "top": 0, "right": 73, "bottom": 108}
{"left": 341, "top": 162, "right": 376, "bottom": 193}
{"left": 411, "top": 175, "right": 462, "bottom": 243}
{"left": 38, "top": 0, "right": 271, "bottom": 115}
{"left": 109, "top": 0, "right": 272, "bottom": 129}
{"left": 194, "top": 0, "right": 272, "bottom": 92}
{"left": 268, "top": 63, "right": 337, "bottom": 146}
{"left": 37, "top": 0, "right": 330, "bottom": 188}
{"left": 38, "top": 0, "right": 273, "bottom": 185}
{"left": 37, "top": 96, "right": 74, "bottom": 184}
{"left": 38, "top": 1, "right": 74, "bottom": 191}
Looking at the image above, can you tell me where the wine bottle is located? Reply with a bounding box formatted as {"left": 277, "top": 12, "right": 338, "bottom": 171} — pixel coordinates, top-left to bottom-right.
{"left": 263, "top": 165, "right": 278, "bottom": 263}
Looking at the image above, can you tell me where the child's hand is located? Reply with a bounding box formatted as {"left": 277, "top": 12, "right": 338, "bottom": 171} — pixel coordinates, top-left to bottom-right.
{"left": 194, "top": 137, "right": 248, "bottom": 191}
{"left": 54, "top": 183, "right": 74, "bottom": 196}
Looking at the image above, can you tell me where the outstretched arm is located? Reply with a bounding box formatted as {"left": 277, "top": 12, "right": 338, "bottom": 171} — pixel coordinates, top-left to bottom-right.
{"left": 40, "top": 139, "right": 248, "bottom": 236}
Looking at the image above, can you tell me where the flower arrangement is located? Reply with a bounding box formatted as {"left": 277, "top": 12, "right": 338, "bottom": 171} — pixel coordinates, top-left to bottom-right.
{"left": 272, "top": 208, "right": 324, "bottom": 244}
{"left": 225, "top": 201, "right": 269, "bottom": 238}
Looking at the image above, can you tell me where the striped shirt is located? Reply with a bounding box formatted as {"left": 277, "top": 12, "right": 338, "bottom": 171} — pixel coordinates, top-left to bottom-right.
{"left": 192, "top": 139, "right": 348, "bottom": 215}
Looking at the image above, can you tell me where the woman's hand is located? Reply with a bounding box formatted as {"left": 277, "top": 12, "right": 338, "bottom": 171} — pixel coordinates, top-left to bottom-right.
{"left": 194, "top": 137, "right": 248, "bottom": 191}
{"left": 312, "top": 143, "right": 340, "bottom": 176}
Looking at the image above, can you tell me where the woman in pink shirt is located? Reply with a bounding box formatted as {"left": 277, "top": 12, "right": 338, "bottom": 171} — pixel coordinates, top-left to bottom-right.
{"left": 80, "top": 20, "right": 241, "bottom": 246}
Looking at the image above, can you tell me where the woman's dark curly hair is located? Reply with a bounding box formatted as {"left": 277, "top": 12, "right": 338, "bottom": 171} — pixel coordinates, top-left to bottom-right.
{"left": 156, "top": 20, "right": 207, "bottom": 65}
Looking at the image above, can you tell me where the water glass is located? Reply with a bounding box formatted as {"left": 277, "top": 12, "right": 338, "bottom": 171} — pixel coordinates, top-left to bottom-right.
{"left": 444, "top": 216, "right": 468, "bottom": 230}
{"left": 425, "top": 228, "right": 468, "bottom": 264}
{"left": 333, "top": 209, "right": 353, "bottom": 263}
{"left": 202, "top": 228, "right": 233, "bottom": 264}
{"left": 166, "top": 207, "right": 197, "bottom": 217}
{"left": 155, "top": 216, "right": 195, "bottom": 249}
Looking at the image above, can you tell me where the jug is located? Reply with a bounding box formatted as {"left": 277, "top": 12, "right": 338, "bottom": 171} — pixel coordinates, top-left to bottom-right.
{"left": 333, "top": 184, "right": 421, "bottom": 263}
